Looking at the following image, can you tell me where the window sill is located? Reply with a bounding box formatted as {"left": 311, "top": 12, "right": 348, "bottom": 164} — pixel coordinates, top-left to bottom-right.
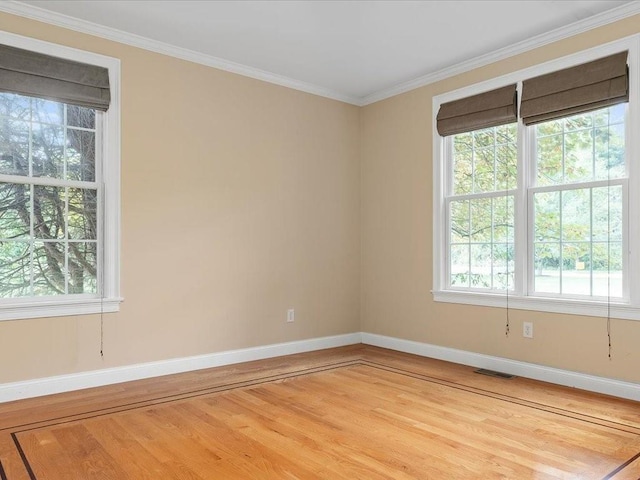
{"left": 432, "top": 290, "right": 640, "bottom": 321}
{"left": 0, "top": 297, "right": 123, "bottom": 322}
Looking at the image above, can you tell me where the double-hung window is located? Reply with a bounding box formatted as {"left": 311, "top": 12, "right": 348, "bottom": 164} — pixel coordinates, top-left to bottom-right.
{"left": 433, "top": 37, "right": 640, "bottom": 319}
{"left": 0, "top": 33, "right": 121, "bottom": 320}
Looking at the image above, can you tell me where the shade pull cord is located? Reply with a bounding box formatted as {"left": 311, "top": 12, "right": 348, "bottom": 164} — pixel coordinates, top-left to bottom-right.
{"left": 606, "top": 108, "right": 612, "bottom": 360}
{"left": 100, "top": 184, "right": 105, "bottom": 359}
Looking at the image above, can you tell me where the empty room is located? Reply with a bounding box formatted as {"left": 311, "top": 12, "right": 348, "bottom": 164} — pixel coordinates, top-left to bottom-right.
{"left": 0, "top": 1, "right": 639, "bottom": 478}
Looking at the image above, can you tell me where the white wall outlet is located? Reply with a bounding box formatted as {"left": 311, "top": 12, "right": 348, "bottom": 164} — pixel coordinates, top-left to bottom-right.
{"left": 287, "top": 308, "right": 295, "bottom": 323}
{"left": 523, "top": 321, "right": 533, "bottom": 338}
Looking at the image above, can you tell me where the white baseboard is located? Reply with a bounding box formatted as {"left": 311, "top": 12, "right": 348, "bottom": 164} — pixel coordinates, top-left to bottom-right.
{"left": 0, "top": 333, "right": 362, "bottom": 403}
{"left": 2, "top": 331, "right": 638, "bottom": 403}
{"left": 361, "top": 333, "right": 640, "bottom": 402}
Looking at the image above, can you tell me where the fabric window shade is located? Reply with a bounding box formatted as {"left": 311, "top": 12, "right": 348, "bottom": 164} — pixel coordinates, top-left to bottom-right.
{"left": 0, "top": 44, "right": 110, "bottom": 111}
{"left": 521, "top": 51, "right": 628, "bottom": 125}
{"left": 436, "top": 84, "right": 517, "bottom": 136}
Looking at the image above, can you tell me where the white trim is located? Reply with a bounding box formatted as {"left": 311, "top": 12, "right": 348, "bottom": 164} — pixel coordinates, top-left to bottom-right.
{"left": 2, "top": 331, "right": 638, "bottom": 403}
{"left": 0, "top": 1, "right": 361, "bottom": 106}
{"left": 0, "top": 333, "right": 362, "bottom": 403}
{"left": 1, "top": 2, "right": 639, "bottom": 107}
{"left": 0, "top": 29, "right": 122, "bottom": 320}
{"left": 361, "top": 333, "right": 640, "bottom": 402}
{"left": 0, "top": 297, "right": 122, "bottom": 322}
{"left": 361, "top": 2, "right": 640, "bottom": 105}
{"left": 432, "top": 290, "right": 640, "bottom": 320}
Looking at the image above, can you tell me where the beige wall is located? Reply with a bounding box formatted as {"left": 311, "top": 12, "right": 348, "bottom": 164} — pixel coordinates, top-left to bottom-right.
{"left": 361, "top": 14, "right": 640, "bottom": 384}
{"left": 0, "top": 13, "right": 361, "bottom": 383}
{"left": 1, "top": 10, "right": 640, "bottom": 388}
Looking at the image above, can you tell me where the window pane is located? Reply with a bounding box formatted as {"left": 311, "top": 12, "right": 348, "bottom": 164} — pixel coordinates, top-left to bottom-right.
{"left": 67, "top": 104, "right": 96, "bottom": 129}
{"left": 470, "top": 198, "right": 492, "bottom": 242}
{"left": 473, "top": 128, "right": 493, "bottom": 148}
{"left": 592, "top": 242, "right": 622, "bottom": 297}
{"left": 450, "top": 200, "right": 469, "bottom": 243}
{"left": 32, "top": 98, "right": 64, "bottom": 126}
{"left": 474, "top": 148, "right": 494, "bottom": 193}
{"left": 534, "top": 243, "right": 560, "bottom": 294}
{"left": 68, "top": 242, "right": 97, "bottom": 294}
{"left": 537, "top": 118, "right": 562, "bottom": 136}
{"left": 0, "top": 93, "right": 30, "bottom": 119}
{"left": 561, "top": 243, "right": 590, "bottom": 295}
{"left": 496, "top": 124, "right": 516, "bottom": 144}
{"left": 592, "top": 186, "right": 622, "bottom": 242}
{"left": 534, "top": 191, "right": 560, "bottom": 242}
{"left": 564, "top": 112, "right": 592, "bottom": 131}
{"left": 32, "top": 123, "right": 65, "bottom": 179}
{"left": 33, "top": 186, "right": 65, "bottom": 240}
{"left": 0, "top": 183, "right": 30, "bottom": 239}
{"left": 594, "top": 124, "right": 625, "bottom": 180}
{"left": 450, "top": 244, "right": 469, "bottom": 287}
{"left": 0, "top": 241, "right": 30, "bottom": 297}
{"left": 564, "top": 129, "right": 593, "bottom": 183}
{"left": 68, "top": 188, "right": 97, "bottom": 240}
{"left": 561, "top": 189, "right": 590, "bottom": 242}
{"left": 492, "top": 195, "right": 513, "bottom": 243}
{"left": 66, "top": 129, "right": 96, "bottom": 182}
{"left": 496, "top": 143, "right": 516, "bottom": 190}
{"left": 0, "top": 118, "right": 30, "bottom": 176}
{"left": 452, "top": 148, "right": 472, "bottom": 195}
{"left": 32, "top": 241, "right": 66, "bottom": 296}
{"left": 470, "top": 243, "right": 491, "bottom": 288}
{"left": 492, "top": 243, "right": 514, "bottom": 290}
{"left": 536, "top": 134, "right": 563, "bottom": 186}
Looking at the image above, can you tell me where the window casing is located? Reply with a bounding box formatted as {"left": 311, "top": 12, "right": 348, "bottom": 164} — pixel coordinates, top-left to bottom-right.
{"left": 0, "top": 31, "right": 121, "bottom": 321}
{"left": 433, "top": 36, "right": 640, "bottom": 320}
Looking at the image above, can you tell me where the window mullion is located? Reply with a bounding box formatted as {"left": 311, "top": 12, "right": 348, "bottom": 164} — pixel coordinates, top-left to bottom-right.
{"left": 516, "top": 115, "right": 530, "bottom": 297}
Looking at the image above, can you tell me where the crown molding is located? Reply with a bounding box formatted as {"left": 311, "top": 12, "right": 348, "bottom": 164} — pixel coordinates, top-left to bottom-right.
{"left": 0, "top": 0, "right": 362, "bottom": 106}
{"left": 1, "top": 1, "right": 640, "bottom": 107}
{"left": 360, "top": 1, "right": 640, "bottom": 106}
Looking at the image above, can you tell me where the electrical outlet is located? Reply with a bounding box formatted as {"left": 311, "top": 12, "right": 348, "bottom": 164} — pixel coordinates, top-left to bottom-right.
{"left": 523, "top": 321, "right": 533, "bottom": 338}
{"left": 287, "top": 308, "right": 295, "bottom": 323}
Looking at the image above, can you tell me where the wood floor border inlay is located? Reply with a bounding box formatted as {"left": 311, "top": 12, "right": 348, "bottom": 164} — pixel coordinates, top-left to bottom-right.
{"left": 362, "top": 360, "right": 640, "bottom": 436}
{"left": 3, "top": 347, "right": 640, "bottom": 480}
{"left": 0, "top": 360, "right": 361, "bottom": 433}
{"left": 602, "top": 451, "right": 640, "bottom": 480}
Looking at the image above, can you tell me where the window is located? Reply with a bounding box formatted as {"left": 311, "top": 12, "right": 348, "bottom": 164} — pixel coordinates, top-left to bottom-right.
{"left": 0, "top": 32, "right": 120, "bottom": 321}
{"left": 433, "top": 37, "right": 640, "bottom": 319}
{"left": 530, "top": 105, "right": 626, "bottom": 299}
{"left": 448, "top": 123, "right": 516, "bottom": 291}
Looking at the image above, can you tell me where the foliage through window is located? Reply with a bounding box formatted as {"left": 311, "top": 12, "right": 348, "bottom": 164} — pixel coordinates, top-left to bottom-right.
{"left": 448, "top": 123, "right": 516, "bottom": 290}
{"left": 531, "top": 105, "right": 625, "bottom": 298}
{"left": 0, "top": 93, "right": 99, "bottom": 298}
{"left": 445, "top": 105, "right": 626, "bottom": 300}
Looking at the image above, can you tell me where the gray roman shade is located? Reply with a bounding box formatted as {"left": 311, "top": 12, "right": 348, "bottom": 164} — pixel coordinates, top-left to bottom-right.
{"left": 521, "top": 51, "right": 628, "bottom": 125}
{"left": 436, "top": 84, "right": 517, "bottom": 136}
{"left": 0, "top": 43, "right": 110, "bottom": 111}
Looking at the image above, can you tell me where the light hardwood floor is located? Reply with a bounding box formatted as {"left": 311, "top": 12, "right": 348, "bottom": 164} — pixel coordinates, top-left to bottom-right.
{"left": 0, "top": 345, "right": 639, "bottom": 479}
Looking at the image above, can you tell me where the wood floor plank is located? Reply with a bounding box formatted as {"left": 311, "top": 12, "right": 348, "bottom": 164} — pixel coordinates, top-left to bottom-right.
{"left": 1, "top": 345, "right": 639, "bottom": 479}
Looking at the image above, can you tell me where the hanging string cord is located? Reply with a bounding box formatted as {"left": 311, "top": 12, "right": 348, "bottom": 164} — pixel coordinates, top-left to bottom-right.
{"left": 505, "top": 126, "right": 511, "bottom": 337}
{"left": 505, "top": 193, "right": 510, "bottom": 337}
{"left": 606, "top": 108, "right": 612, "bottom": 360}
{"left": 100, "top": 180, "right": 105, "bottom": 358}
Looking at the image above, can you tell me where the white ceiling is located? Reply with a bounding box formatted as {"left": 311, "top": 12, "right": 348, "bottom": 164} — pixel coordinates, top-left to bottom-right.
{"left": 9, "top": 1, "right": 640, "bottom": 104}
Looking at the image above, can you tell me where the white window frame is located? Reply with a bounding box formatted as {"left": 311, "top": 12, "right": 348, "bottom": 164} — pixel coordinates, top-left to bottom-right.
{"left": 433, "top": 35, "right": 640, "bottom": 320}
{"left": 0, "top": 31, "right": 121, "bottom": 321}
